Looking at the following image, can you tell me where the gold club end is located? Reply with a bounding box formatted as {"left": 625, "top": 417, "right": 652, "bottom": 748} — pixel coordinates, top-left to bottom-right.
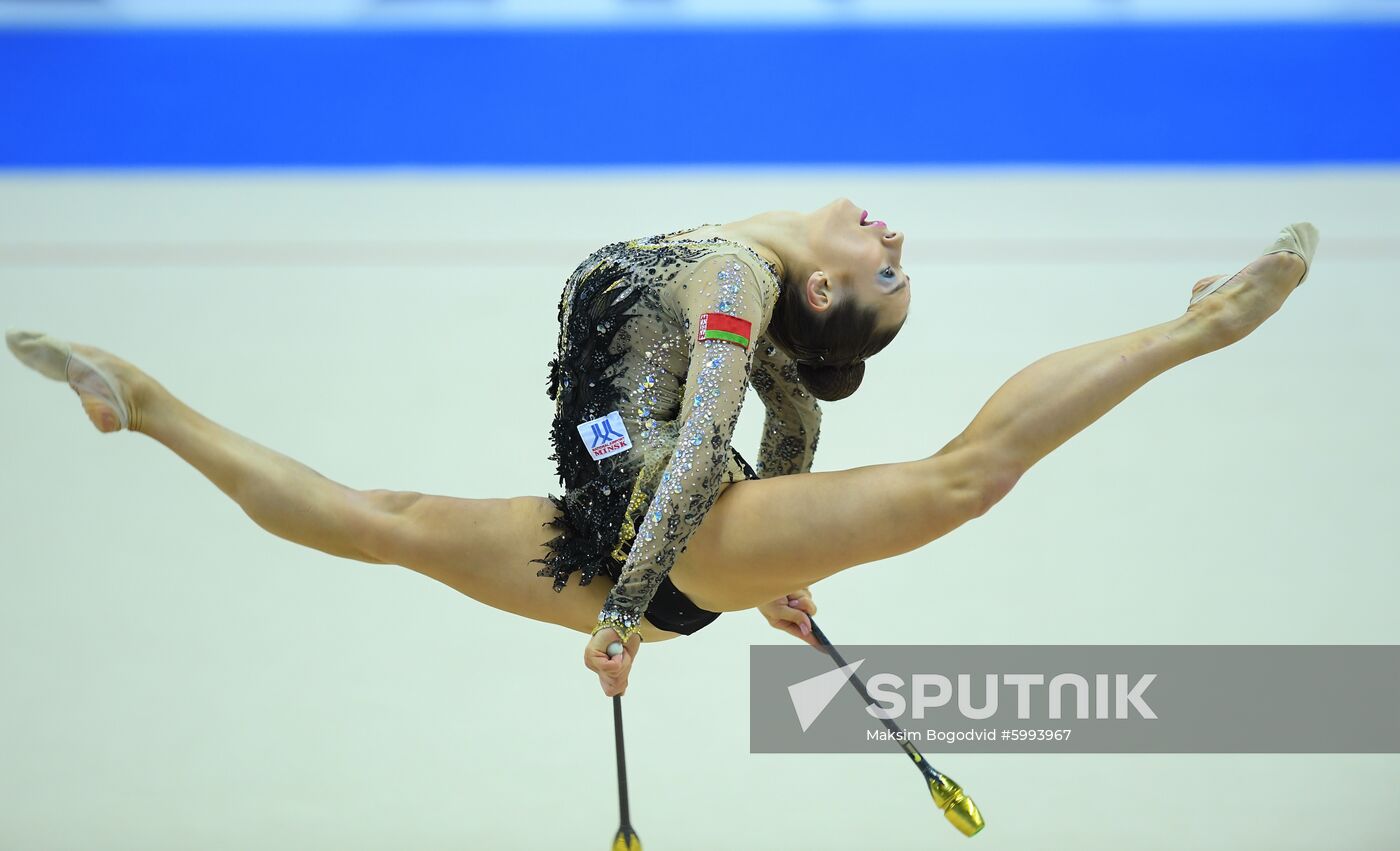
{"left": 929, "top": 774, "right": 985, "bottom": 837}
{"left": 944, "top": 795, "right": 985, "bottom": 837}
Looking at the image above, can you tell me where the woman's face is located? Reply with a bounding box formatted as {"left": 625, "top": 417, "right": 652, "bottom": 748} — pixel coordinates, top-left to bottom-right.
{"left": 807, "top": 197, "right": 912, "bottom": 331}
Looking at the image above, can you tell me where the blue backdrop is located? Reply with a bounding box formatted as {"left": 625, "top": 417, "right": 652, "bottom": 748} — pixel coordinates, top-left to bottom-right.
{"left": 2, "top": 25, "right": 1397, "bottom": 167}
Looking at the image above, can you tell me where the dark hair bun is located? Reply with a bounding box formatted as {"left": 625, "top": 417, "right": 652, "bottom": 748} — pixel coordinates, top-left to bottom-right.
{"left": 796, "top": 360, "right": 865, "bottom": 401}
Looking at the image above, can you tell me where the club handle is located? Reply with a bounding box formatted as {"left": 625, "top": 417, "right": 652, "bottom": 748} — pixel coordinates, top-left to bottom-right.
{"left": 811, "top": 618, "right": 985, "bottom": 838}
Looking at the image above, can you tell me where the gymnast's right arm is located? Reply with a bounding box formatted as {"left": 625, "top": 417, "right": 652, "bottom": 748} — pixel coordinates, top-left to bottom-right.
{"left": 583, "top": 254, "right": 769, "bottom": 695}
{"left": 593, "top": 254, "right": 765, "bottom": 638}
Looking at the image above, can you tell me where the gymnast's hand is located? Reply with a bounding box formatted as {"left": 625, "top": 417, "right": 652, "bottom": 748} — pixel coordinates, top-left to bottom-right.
{"left": 758, "top": 588, "right": 820, "bottom": 648}
{"left": 585, "top": 628, "right": 643, "bottom": 697}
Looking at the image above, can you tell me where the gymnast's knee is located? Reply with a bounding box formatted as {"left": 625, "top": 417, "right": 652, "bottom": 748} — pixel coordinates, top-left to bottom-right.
{"left": 345, "top": 488, "right": 427, "bottom": 564}
{"left": 975, "top": 463, "right": 1024, "bottom": 518}
{"left": 922, "top": 443, "right": 1023, "bottom": 525}
{"left": 359, "top": 488, "right": 425, "bottom": 514}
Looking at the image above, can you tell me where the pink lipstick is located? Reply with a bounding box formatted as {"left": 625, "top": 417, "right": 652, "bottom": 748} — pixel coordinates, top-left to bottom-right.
{"left": 861, "top": 210, "right": 887, "bottom": 229}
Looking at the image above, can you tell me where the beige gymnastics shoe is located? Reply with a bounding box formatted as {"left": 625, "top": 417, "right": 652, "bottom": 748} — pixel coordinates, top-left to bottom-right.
{"left": 6, "top": 330, "right": 131, "bottom": 432}
{"left": 1190, "top": 223, "right": 1319, "bottom": 307}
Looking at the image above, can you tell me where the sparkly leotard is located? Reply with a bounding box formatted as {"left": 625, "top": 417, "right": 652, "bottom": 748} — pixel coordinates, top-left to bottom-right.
{"left": 535, "top": 226, "right": 823, "bottom": 639}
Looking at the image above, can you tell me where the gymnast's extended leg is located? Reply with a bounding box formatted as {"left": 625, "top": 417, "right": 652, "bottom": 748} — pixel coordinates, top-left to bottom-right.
{"left": 667, "top": 250, "right": 1309, "bottom": 611}
{"left": 3, "top": 337, "right": 634, "bottom": 636}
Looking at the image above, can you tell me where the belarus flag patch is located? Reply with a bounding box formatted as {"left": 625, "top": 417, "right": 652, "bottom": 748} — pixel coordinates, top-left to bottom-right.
{"left": 697, "top": 312, "right": 752, "bottom": 350}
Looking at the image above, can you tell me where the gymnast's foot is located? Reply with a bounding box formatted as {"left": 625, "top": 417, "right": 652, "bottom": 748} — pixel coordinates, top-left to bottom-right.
{"left": 1186, "top": 222, "right": 1317, "bottom": 349}
{"left": 5, "top": 331, "right": 155, "bottom": 433}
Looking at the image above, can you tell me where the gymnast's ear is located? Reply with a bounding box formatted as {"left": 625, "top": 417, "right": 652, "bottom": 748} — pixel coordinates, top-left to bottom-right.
{"left": 805, "top": 270, "right": 833, "bottom": 313}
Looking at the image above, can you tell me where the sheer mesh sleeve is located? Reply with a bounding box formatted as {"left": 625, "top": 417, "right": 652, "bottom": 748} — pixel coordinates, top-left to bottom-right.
{"left": 595, "top": 253, "right": 771, "bottom": 639}
{"left": 750, "top": 336, "right": 822, "bottom": 478}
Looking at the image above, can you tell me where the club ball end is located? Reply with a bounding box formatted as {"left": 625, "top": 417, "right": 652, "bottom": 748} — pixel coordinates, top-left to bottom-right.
{"left": 945, "top": 796, "right": 985, "bottom": 837}
{"left": 612, "top": 826, "right": 642, "bottom": 850}
{"left": 929, "top": 773, "right": 985, "bottom": 837}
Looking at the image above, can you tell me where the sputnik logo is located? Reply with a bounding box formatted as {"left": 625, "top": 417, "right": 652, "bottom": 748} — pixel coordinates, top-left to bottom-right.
{"left": 788, "top": 659, "right": 865, "bottom": 732}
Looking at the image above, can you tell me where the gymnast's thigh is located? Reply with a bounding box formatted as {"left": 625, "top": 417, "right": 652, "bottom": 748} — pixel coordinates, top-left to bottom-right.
{"left": 380, "top": 493, "right": 683, "bottom": 642}
{"left": 669, "top": 455, "right": 985, "bottom": 613}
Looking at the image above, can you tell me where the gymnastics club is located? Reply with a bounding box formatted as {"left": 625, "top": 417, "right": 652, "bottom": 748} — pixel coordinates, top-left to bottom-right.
{"left": 807, "top": 620, "right": 985, "bottom": 838}
{"left": 606, "top": 641, "right": 642, "bottom": 851}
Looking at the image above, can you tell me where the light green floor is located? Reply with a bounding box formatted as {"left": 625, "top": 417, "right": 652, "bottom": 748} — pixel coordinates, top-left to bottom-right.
{"left": 2, "top": 169, "right": 1397, "bottom": 850}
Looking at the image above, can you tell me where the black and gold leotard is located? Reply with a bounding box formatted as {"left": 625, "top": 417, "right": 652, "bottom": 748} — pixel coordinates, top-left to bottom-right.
{"left": 535, "top": 226, "right": 822, "bottom": 639}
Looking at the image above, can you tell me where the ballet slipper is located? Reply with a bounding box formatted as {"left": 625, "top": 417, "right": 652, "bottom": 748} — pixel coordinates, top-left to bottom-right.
{"left": 5, "top": 330, "right": 130, "bottom": 432}
{"left": 1190, "top": 222, "right": 1318, "bottom": 307}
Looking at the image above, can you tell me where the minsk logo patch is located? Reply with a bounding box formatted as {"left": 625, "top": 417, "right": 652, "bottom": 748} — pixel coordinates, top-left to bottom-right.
{"left": 577, "top": 410, "right": 633, "bottom": 461}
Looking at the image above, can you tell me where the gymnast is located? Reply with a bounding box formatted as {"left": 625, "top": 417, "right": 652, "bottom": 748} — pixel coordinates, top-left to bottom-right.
{"left": 6, "top": 199, "right": 1317, "bottom": 697}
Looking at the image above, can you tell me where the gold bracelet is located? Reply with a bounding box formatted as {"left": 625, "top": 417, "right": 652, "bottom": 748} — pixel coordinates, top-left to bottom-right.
{"left": 593, "top": 611, "right": 643, "bottom": 644}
